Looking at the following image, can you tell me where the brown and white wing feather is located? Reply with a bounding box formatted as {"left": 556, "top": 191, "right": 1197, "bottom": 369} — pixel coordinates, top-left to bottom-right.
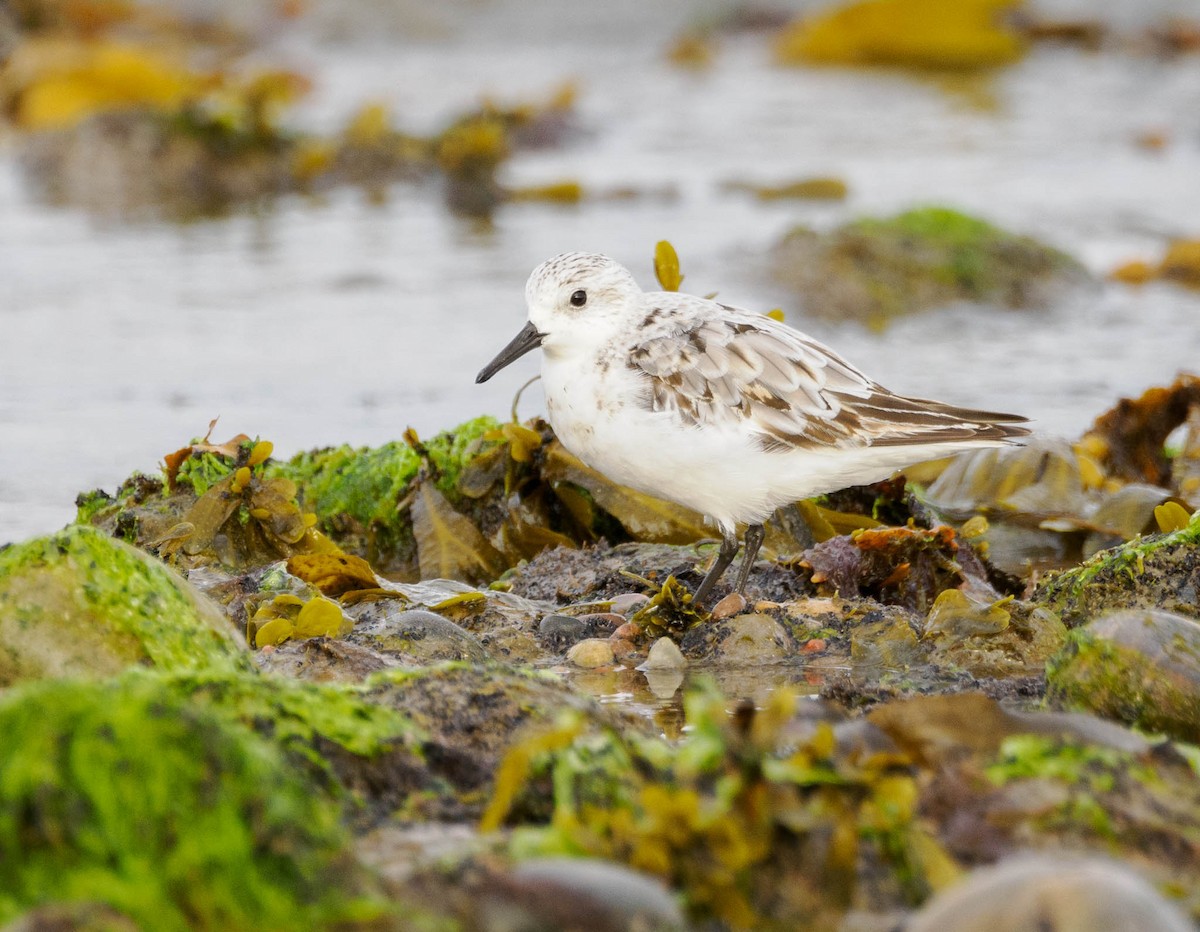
{"left": 629, "top": 312, "right": 1028, "bottom": 452}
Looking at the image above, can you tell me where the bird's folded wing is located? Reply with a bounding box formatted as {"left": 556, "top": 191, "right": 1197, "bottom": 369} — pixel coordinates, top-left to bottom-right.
{"left": 629, "top": 313, "right": 1028, "bottom": 452}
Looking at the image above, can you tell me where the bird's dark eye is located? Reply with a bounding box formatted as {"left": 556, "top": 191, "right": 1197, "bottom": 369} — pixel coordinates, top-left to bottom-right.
{"left": 569, "top": 290, "right": 587, "bottom": 307}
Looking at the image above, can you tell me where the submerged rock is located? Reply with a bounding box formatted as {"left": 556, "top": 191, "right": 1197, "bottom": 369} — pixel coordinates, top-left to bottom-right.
{"left": 1047, "top": 608, "right": 1200, "bottom": 742}
{"left": 770, "top": 206, "right": 1089, "bottom": 328}
{"left": 0, "top": 525, "right": 251, "bottom": 685}
{"left": 344, "top": 606, "right": 489, "bottom": 665}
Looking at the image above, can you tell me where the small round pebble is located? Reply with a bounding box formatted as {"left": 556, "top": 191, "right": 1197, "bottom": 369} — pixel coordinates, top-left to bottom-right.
{"left": 567, "top": 638, "right": 615, "bottom": 668}
{"left": 711, "top": 592, "right": 748, "bottom": 620}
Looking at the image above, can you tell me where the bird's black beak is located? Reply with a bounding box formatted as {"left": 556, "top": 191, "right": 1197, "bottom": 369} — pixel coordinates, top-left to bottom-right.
{"left": 476, "top": 320, "right": 545, "bottom": 383}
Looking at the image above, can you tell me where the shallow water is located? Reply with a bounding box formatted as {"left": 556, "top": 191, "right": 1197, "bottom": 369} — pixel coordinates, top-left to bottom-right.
{"left": 3, "top": 1, "right": 1200, "bottom": 545}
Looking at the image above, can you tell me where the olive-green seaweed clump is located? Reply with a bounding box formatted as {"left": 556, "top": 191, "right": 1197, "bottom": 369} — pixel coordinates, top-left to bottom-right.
{"left": 0, "top": 524, "right": 252, "bottom": 685}
{"left": 0, "top": 675, "right": 379, "bottom": 931}
{"left": 487, "top": 681, "right": 949, "bottom": 927}
{"left": 771, "top": 206, "right": 1088, "bottom": 327}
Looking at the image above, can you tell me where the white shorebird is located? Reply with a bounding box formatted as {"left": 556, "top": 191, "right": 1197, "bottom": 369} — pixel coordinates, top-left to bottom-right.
{"left": 477, "top": 252, "right": 1028, "bottom": 604}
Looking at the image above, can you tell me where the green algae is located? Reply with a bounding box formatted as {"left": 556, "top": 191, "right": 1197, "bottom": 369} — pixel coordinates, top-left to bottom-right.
{"left": 175, "top": 448, "right": 240, "bottom": 497}
{"left": 1033, "top": 511, "right": 1200, "bottom": 628}
{"left": 0, "top": 675, "right": 381, "bottom": 931}
{"left": 74, "top": 488, "right": 114, "bottom": 525}
{"left": 170, "top": 669, "right": 421, "bottom": 763}
{"left": 772, "top": 205, "right": 1087, "bottom": 326}
{"left": 267, "top": 416, "right": 501, "bottom": 572}
{"left": 986, "top": 734, "right": 1154, "bottom": 790}
{"left": 0, "top": 525, "right": 252, "bottom": 685}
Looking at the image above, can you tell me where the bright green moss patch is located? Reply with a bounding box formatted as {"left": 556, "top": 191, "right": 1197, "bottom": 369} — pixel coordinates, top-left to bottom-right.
{"left": 0, "top": 525, "right": 252, "bottom": 685}
{"left": 175, "top": 449, "right": 240, "bottom": 497}
{"left": 0, "top": 675, "right": 380, "bottom": 931}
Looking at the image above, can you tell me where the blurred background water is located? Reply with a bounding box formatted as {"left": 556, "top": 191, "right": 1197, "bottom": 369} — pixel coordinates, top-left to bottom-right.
{"left": 2, "top": 0, "right": 1200, "bottom": 544}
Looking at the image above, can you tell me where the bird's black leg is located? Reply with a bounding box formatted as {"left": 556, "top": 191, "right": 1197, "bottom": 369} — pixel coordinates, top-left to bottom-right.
{"left": 693, "top": 529, "right": 739, "bottom": 605}
{"left": 732, "top": 523, "right": 765, "bottom": 597}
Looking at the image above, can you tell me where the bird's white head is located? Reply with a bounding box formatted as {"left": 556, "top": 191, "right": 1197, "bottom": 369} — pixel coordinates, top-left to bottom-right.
{"left": 524, "top": 252, "right": 641, "bottom": 343}
{"left": 476, "top": 252, "right": 641, "bottom": 383}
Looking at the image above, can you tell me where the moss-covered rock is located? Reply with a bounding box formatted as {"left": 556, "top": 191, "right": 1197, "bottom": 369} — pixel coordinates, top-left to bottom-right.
{"left": 770, "top": 206, "right": 1089, "bottom": 327}
{"left": 1032, "top": 512, "right": 1200, "bottom": 628}
{"left": 1046, "top": 608, "right": 1200, "bottom": 742}
{"left": 0, "top": 675, "right": 378, "bottom": 931}
{"left": 0, "top": 525, "right": 252, "bottom": 685}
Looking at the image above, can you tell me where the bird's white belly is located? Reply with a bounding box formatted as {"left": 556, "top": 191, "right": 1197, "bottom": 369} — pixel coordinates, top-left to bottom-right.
{"left": 542, "top": 358, "right": 985, "bottom": 532}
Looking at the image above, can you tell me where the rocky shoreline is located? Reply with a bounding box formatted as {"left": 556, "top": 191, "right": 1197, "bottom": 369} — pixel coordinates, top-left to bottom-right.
{"left": 2, "top": 374, "right": 1200, "bottom": 930}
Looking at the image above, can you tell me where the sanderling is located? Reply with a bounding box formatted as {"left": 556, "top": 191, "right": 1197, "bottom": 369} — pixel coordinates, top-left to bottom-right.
{"left": 477, "top": 252, "right": 1029, "bottom": 604}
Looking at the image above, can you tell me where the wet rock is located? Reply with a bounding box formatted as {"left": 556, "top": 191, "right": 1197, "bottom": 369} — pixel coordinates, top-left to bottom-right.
{"left": 769, "top": 207, "right": 1089, "bottom": 328}
{"left": 510, "top": 539, "right": 810, "bottom": 606}
{"left": 255, "top": 636, "right": 398, "bottom": 682}
{"left": 385, "top": 578, "right": 551, "bottom": 664}
{"left": 610, "top": 637, "right": 640, "bottom": 664}
{"left": 567, "top": 638, "right": 616, "bottom": 669}
{"left": 510, "top": 541, "right": 707, "bottom": 602}
{"left": 639, "top": 636, "right": 686, "bottom": 672}
{"left": 354, "top": 821, "right": 481, "bottom": 888}
{"left": 538, "top": 612, "right": 588, "bottom": 650}
{"left": 1033, "top": 514, "right": 1200, "bottom": 628}
{"left": 578, "top": 612, "right": 624, "bottom": 637}
{"left": 610, "top": 592, "right": 650, "bottom": 616}
{"left": 0, "top": 525, "right": 251, "bottom": 686}
{"left": 923, "top": 595, "right": 1068, "bottom": 679}
{"left": 1047, "top": 608, "right": 1200, "bottom": 742}
{"left": 344, "top": 606, "right": 489, "bottom": 665}
{"left": 849, "top": 609, "right": 923, "bottom": 668}
{"left": 710, "top": 613, "right": 798, "bottom": 665}
{"left": 908, "top": 856, "right": 1192, "bottom": 932}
